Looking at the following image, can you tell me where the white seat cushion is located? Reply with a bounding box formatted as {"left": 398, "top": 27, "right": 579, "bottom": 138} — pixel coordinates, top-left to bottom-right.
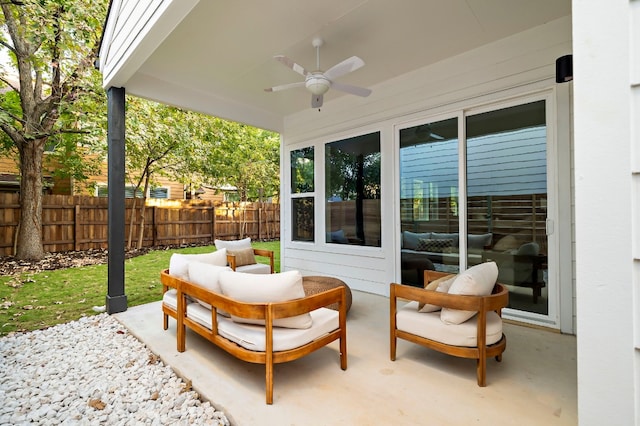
{"left": 397, "top": 301, "right": 503, "bottom": 347}
{"left": 235, "top": 263, "right": 271, "bottom": 274}
{"left": 162, "top": 289, "right": 196, "bottom": 311}
{"left": 186, "top": 303, "right": 339, "bottom": 352}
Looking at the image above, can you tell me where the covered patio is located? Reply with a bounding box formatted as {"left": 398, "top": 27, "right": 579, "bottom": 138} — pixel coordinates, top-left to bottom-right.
{"left": 99, "top": 1, "right": 639, "bottom": 423}
{"left": 115, "top": 290, "right": 576, "bottom": 425}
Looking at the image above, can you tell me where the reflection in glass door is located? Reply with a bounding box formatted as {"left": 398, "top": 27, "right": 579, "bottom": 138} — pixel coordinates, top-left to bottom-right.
{"left": 398, "top": 100, "right": 551, "bottom": 318}
{"left": 466, "top": 101, "right": 549, "bottom": 315}
{"left": 399, "top": 118, "right": 459, "bottom": 287}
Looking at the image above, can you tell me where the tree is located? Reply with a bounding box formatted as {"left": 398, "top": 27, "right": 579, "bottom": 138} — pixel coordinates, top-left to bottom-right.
{"left": 198, "top": 119, "right": 280, "bottom": 202}
{"left": 124, "top": 97, "right": 194, "bottom": 249}
{"left": 0, "top": 0, "right": 107, "bottom": 259}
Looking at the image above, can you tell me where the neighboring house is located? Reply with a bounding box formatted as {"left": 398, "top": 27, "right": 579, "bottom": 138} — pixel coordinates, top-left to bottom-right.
{"left": 98, "top": 1, "right": 638, "bottom": 423}
{"left": 0, "top": 151, "right": 225, "bottom": 201}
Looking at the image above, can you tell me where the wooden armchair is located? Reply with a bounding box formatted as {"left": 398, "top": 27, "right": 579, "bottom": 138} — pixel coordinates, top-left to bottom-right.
{"left": 227, "top": 248, "right": 274, "bottom": 273}
{"left": 214, "top": 238, "right": 274, "bottom": 274}
{"left": 390, "top": 268, "right": 508, "bottom": 386}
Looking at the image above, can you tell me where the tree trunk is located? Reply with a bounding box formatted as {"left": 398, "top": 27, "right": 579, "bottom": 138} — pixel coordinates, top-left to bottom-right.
{"left": 127, "top": 197, "right": 137, "bottom": 249}
{"left": 16, "top": 140, "right": 46, "bottom": 259}
{"left": 137, "top": 174, "right": 150, "bottom": 249}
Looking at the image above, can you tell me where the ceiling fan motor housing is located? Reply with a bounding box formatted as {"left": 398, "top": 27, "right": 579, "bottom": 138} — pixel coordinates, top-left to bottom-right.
{"left": 305, "top": 72, "right": 331, "bottom": 95}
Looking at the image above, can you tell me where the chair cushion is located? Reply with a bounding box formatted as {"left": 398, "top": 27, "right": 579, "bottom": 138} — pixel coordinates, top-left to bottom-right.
{"left": 162, "top": 289, "right": 196, "bottom": 311}
{"left": 186, "top": 303, "right": 338, "bottom": 352}
{"left": 440, "top": 261, "right": 498, "bottom": 325}
{"left": 228, "top": 247, "right": 256, "bottom": 267}
{"left": 397, "top": 301, "right": 503, "bottom": 347}
{"left": 418, "top": 274, "right": 456, "bottom": 313}
{"left": 168, "top": 249, "right": 227, "bottom": 280}
{"left": 218, "top": 270, "right": 313, "bottom": 329}
{"left": 214, "top": 238, "right": 252, "bottom": 251}
{"left": 235, "top": 263, "right": 271, "bottom": 274}
{"left": 187, "top": 262, "right": 232, "bottom": 310}
{"left": 467, "top": 233, "right": 493, "bottom": 249}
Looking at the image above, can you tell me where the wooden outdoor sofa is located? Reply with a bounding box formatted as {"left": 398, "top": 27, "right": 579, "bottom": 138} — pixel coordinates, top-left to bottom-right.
{"left": 161, "top": 267, "right": 348, "bottom": 404}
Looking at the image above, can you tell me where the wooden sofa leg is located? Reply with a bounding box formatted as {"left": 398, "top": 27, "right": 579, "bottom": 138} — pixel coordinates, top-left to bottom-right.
{"left": 477, "top": 356, "right": 487, "bottom": 387}
{"left": 266, "top": 362, "right": 274, "bottom": 404}
{"left": 163, "top": 313, "right": 168, "bottom": 330}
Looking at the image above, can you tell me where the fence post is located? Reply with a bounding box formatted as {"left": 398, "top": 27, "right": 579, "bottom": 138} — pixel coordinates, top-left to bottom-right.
{"left": 258, "top": 203, "right": 263, "bottom": 241}
{"left": 152, "top": 206, "right": 157, "bottom": 247}
{"left": 211, "top": 203, "right": 216, "bottom": 242}
{"left": 74, "top": 204, "right": 81, "bottom": 251}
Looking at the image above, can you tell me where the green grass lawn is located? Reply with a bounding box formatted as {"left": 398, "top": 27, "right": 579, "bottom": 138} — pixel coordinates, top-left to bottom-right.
{"left": 0, "top": 241, "right": 280, "bottom": 336}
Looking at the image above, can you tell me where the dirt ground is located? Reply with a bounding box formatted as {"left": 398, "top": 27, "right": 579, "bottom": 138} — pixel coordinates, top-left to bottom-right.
{"left": 0, "top": 247, "right": 154, "bottom": 276}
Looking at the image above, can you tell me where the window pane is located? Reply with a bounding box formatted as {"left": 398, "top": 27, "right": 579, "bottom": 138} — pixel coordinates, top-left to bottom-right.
{"left": 292, "top": 197, "right": 314, "bottom": 241}
{"left": 150, "top": 187, "right": 168, "bottom": 199}
{"left": 399, "top": 118, "right": 459, "bottom": 286}
{"left": 325, "top": 132, "right": 381, "bottom": 247}
{"left": 290, "top": 147, "right": 314, "bottom": 193}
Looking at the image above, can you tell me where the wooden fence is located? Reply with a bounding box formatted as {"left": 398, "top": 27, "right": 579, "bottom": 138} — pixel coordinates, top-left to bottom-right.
{"left": 0, "top": 193, "right": 280, "bottom": 256}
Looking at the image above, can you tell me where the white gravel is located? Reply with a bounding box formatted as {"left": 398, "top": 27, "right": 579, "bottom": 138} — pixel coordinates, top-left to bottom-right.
{"left": 0, "top": 314, "right": 229, "bottom": 425}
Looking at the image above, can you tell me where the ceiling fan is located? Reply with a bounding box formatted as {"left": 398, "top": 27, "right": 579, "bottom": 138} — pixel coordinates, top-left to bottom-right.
{"left": 265, "top": 37, "right": 372, "bottom": 109}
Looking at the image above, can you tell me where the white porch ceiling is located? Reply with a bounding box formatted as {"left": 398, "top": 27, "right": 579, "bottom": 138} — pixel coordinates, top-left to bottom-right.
{"left": 104, "top": 0, "right": 570, "bottom": 132}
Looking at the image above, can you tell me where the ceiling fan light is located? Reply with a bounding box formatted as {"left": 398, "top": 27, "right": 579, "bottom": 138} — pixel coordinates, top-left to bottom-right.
{"left": 306, "top": 75, "right": 330, "bottom": 95}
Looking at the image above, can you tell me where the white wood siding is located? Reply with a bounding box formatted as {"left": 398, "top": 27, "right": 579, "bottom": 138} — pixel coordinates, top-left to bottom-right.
{"left": 574, "top": 0, "right": 637, "bottom": 423}
{"left": 100, "top": 0, "right": 199, "bottom": 89}
{"left": 281, "top": 17, "right": 572, "bottom": 301}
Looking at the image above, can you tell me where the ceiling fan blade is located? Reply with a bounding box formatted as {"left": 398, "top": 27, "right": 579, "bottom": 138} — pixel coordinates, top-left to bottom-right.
{"left": 311, "top": 94, "right": 323, "bottom": 108}
{"left": 274, "top": 55, "right": 308, "bottom": 76}
{"left": 264, "top": 81, "right": 305, "bottom": 92}
{"left": 430, "top": 133, "right": 445, "bottom": 140}
{"left": 331, "top": 81, "right": 372, "bottom": 97}
{"left": 324, "top": 56, "right": 365, "bottom": 81}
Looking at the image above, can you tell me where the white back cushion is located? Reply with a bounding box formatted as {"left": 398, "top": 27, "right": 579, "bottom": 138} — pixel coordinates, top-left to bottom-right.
{"left": 440, "top": 261, "right": 498, "bottom": 325}
{"left": 168, "top": 248, "right": 227, "bottom": 280}
{"left": 214, "top": 238, "right": 252, "bottom": 251}
{"left": 188, "top": 262, "right": 232, "bottom": 309}
{"left": 218, "top": 270, "right": 312, "bottom": 329}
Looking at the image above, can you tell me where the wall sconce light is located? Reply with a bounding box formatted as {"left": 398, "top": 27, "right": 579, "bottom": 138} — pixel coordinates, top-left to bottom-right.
{"left": 556, "top": 55, "right": 573, "bottom": 83}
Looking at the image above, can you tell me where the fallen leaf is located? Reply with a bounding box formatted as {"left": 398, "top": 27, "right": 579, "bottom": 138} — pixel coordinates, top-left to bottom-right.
{"left": 88, "top": 399, "right": 106, "bottom": 410}
{"left": 149, "top": 391, "right": 159, "bottom": 400}
{"left": 180, "top": 379, "right": 192, "bottom": 394}
{"left": 148, "top": 354, "right": 160, "bottom": 364}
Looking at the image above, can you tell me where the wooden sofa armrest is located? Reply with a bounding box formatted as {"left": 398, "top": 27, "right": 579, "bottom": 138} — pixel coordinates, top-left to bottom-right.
{"left": 227, "top": 249, "right": 275, "bottom": 273}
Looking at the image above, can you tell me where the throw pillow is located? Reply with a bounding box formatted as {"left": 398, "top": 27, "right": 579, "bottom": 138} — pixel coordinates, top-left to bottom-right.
{"left": 431, "top": 232, "right": 459, "bottom": 248}
{"left": 440, "top": 261, "right": 498, "bottom": 325}
{"left": 187, "top": 262, "right": 232, "bottom": 310}
{"left": 168, "top": 248, "right": 228, "bottom": 280}
{"left": 227, "top": 247, "right": 256, "bottom": 267}
{"left": 214, "top": 238, "right": 252, "bottom": 251}
{"left": 218, "top": 270, "right": 313, "bottom": 329}
{"left": 416, "top": 238, "right": 454, "bottom": 252}
{"left": 418, "top": 274, "right": 456, "bottom": 312}
{"left": 402, "top": 231, "right": 432, "bottom": 250}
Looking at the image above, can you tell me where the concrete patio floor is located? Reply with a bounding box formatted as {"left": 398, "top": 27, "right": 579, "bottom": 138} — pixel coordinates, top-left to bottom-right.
{"left": 115, "top": 290, "right": 577, "bottom": 426}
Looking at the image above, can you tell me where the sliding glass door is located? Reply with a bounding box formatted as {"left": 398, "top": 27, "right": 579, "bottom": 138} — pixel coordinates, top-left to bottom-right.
{"left": 398, "top": 98, "right": 553, "bottom": 320}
